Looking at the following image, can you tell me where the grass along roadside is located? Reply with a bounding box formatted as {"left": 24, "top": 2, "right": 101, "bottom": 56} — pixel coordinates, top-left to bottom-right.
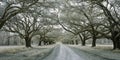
{"left": 0, "top": 45, "right": 55, "bottom": 54}
{"left": 0, "top": 46, "right": 26, "bottom": 54}
{"left": 70, "top": 45, "right": 120, "bottom": 60}
{"left": 0, "top": 45, "right": 54, "bottom": 60}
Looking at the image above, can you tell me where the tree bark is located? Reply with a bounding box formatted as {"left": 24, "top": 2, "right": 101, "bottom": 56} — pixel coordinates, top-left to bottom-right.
{"left": 25, "top": 37, "right": 31, "bottom": 47}
{"left": 81, "top": 40, "right": 86, "bottom": 46}
{"left": 112, "top": 38, "right": 120, "bottom": 49}
{"left": 92, "top": 36, "right": 96, "bottom": 47}
{"left": 72, "top": 40, "right": 74, "bottom": 45}
{"left": 112, "top": 31, "right": 120, "bottom": 49}
{"left": 75, "top": 40, "right": 78, "bottom": 45}
{"left": 117, "top": 40, "right": 120, "bottom": 49}
{"left": 112, "top": 39, "right": 116, "bottom": 49}
{"left": 38, "top": 41, "right": 42, "bottom": 46}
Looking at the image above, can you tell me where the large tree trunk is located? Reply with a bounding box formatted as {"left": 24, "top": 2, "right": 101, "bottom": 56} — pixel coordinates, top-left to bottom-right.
{"left": 75, "top": 40, "right": 78, "bottom": 45}
{"left": 81, "top": 40, "right": 86, "bottom": 46}
{"left": 113, "top": 37, "right": 120, "bottom": 49}
{"left": 0, "top": 20, "right": 6, "bottom": 29}
{"left": 78, "top": 34, "right": 86, "bottom": 46}
{"left": 92, "top": 36, "right": 96, "bottom": 47}
{"left": 72, "top": 40, "right": 74, "bottom": 45}
{"left": 25, "top": 37, "right": 31, "bottom": 47}
{"left": 112, "top": 31, "right": 120, "bottom": 49}
{"left": 38, "top": 41, "right": 42, "bottom": 46}
{"left": 112, "top": 39, "right": 117, "bottom": 49}
{"left": 116, "top": 40, "right": 120, "bottom": 49}
{"left": 116, "top": 34, "right": 120, "bottom": 49}
{"left": 112, "top": 38, "right": 120, "bottom": 49}
{"left": 117, "top": 39, "right": 120, "bottom": 49}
